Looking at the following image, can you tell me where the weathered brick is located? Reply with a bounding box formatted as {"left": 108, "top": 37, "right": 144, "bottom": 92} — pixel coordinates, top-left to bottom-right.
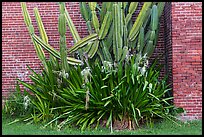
{"left": 172, "top": 2, "right": 202, "bottom": 120}
{"left": 2, "top": 2, "right": 202, "bottom": 120}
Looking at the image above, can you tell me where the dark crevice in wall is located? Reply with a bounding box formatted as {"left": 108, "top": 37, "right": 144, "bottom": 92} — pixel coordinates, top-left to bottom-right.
{"left": 163, "top": 2, "right": 173, "bottom": 97}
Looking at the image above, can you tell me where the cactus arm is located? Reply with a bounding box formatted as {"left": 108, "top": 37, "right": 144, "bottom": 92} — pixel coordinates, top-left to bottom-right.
{"left": 34, "top": 8, "right": 48, "bottom": 44}
{"left": 33, "top": 7, "right": 58, "bottom": 66}
{"left": 150, "top": 5, "right": 159, "bottom": 31}
{"left": 157, "top": 2, "right": 165, "bottom": 18}
{"left": 80, "top": 2, "right": 93, "bottom": 34}
{"left": 137, "top": 27, "right": 145, "bottom": 53}
{"left": 118, "top": 2, "right": 124, "bottom": 61}
{"left": 59, "top": 2, "right": 69, "bottom": 72}
{"left": 64, "top": 8, "right": 81, "bottom": 43}
{"left": 129, "top": 2, "right": 152, "bottom": 41}
{"left": 32, "top": 34, "right": 82, "bottom": 65}
{"left": 142, "top": 5, "right": 159, "bottom": 58}
{"left": 21, "top": 2, "right": 32, "bottom": 27}
{"left": 142, "top": 7, "right": 151, "bottom": 29}
{"left": 69, "top": 33, "right": 98, "bottom": 53}
{"left": 125, "top": 2, "right": 138, "bottom": 25}
{"left": 88, "top": 40, "right": 99, "bottom": 58}
{"left": 101, "top": 41, "right": 113, "bottom": 63}
{"left": 21, "top": 2, "right": 47, "bottom": 69}
{"left": 119, "top": 46, "right": 129, "bottom": 63}
{"left": 103, "top": 22, "right": 113, "bottom": 51}
{"left": 89, "top": 2, "right": 100, "bottom": 34}
{"left": 112, "top": 2, "right": 118, "bottom": 62}
{"left": 112, "top": 2, "right": 123, "bottom": 62}
{"left": 98, "top": 2, "right": 113, "bottom": 40}
{"left": 84, "top": 42, "right": 94, "bottom": 54}
{"left": 100, "top": 2, "right": 107, "bottom": 23}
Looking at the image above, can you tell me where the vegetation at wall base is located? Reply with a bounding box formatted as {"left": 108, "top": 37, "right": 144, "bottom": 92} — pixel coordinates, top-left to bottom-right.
{"left": 2, "top": 113, "right": 202, "bottom": 135}
{"left": 2, "top": 2, "right": 185, "bottom": 133}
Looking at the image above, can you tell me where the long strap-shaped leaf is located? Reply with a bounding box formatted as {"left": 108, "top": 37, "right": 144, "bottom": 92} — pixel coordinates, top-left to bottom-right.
{"left": 69, "top": 33, "right": 98, "bottom": 53}
{"left": 32, "top": 34, "right": 82, "bottom": 65}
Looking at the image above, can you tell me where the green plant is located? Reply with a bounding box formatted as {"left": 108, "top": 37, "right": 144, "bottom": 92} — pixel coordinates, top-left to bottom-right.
{"left": 13, "top": 2, "right": 185, "bottom": 133}
{"left": 21, "top": 2, "right": 165, "bottom": 67}
{"left": 43, "top": 58, "right": 184, "bottom": 131}
{"left": 21, "top": 2, "right": 82, "bottom": 67}
{"left": 2, "top": 82, "right": 34, "bottom": 118}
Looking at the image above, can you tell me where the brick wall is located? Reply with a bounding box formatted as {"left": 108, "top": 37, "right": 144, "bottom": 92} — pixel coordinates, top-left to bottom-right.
{"left": 2, "top": 2, "right": 202, "bottom": 120}
{"left": 2, "top": 2, "right": 166, "bottom": 97}
{"left": 171, "top": 2, "right": 202, "bottom": 120}
{"left": 2, "top": 2, "right": 88, "bottom": 98}
{"left": 163, "top": 2, "right": 173, "bottom": 96}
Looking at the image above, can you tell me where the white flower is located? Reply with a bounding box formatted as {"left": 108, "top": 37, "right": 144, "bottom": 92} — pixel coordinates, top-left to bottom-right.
{"left": 140, "top": 66, "right": 146, "bottom": 75}
{"left": 102, "top": 61, "right": 113, "bottom": 73}
{"left": 81, "top": 67, "right": 92, "bottom": 83}
{"left": 23, "top": 95, "right": 30, "bottom": 110}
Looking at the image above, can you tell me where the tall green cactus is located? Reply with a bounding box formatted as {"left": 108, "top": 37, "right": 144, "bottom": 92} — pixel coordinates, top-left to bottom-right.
{"left": 21, "top": 2, "right": 83, "bottom": 66}
{"left": 77, "top": 2, "right": 165, "bottom": 64}
{"left": 21, "top": 2, "right": 165, "bottom": 71}
{"left": 80, "top": 2, "right": 92, "bottom": 34}
{"left": 59, "top": 2, "right": 69, "bottom": 75}
{"left": 21, "top": 3, "right": 47, "bottom": 71}
{"left": 89, "top": 2, "right": 100, "bottom": 34}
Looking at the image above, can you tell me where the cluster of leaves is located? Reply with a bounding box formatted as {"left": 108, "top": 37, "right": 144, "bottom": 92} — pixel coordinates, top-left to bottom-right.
{"left": 3, "top": 56, "right": 184, "bottom": 132}
{"left": 2, "top": 83, "right": 34, "bottom": 118}
{"left": 3, "top": 2, "right": 185, "bottom": 133}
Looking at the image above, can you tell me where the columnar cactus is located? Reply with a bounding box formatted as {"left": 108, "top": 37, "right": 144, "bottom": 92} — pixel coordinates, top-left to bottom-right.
{"left": 21, "top": 2, "right": 83, "bottom": 66}
{"left": 59, "top": 2, "right": 69, "bottom": 77}
{"left": 21, "top": 2, "right": 165, "bottom": 71}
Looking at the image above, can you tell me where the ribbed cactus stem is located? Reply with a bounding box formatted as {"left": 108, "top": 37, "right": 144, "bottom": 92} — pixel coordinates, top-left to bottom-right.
{"left": 59, "top": 2, "right": 69, "bottom": 73}
{"left": 89, "top": 2, "right": 100, "bottom": 34}
{"left": 125, "top": 2, "right": 138, "bottom": 25}
{"left": 143, "top": 4, "right": 159, "bottom": 58}
{"left": 21, "top": 2, "right": 48, "bottom": 71}
{"left": 80, "top": 2, "right": 93, "bottom": 34}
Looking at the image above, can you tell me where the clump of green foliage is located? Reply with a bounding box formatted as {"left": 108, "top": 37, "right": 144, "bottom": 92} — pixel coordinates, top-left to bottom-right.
{"left": 3, "top": 2, "right": 185, "bottom": 132}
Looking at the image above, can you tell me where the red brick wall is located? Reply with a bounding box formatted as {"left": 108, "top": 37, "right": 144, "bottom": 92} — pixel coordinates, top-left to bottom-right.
{"left": 2, "top": 2, "right": 165, "bottom": 97}
{"left": 2, "top": 2, "right": 202, "bottom": 120}
{"left": 171, "top": 2, "right": 202, "bottom": 120}
{"left": 2, "top": 2, "right": 88, "bottom": 98}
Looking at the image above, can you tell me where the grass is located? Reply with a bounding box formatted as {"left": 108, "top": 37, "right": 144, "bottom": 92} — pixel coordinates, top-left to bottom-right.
{"left": 2, "top": 115, "right": 202, "bottom": 135}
